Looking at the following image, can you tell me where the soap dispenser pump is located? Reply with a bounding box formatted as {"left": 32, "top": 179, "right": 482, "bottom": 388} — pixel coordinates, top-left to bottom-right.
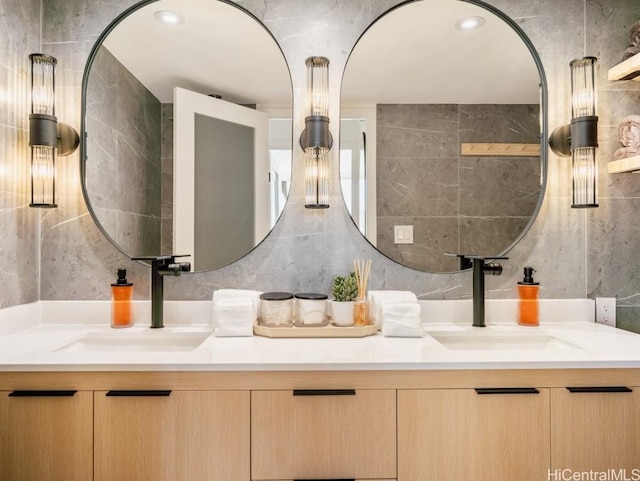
{"left": 517, "top": 266, "right": 539, "bottom": 326}
{"left": 111, "top": 268, "right": 134, "bottom": 328}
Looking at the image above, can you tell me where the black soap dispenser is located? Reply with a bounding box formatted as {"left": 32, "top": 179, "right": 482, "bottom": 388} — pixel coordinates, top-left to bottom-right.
{"left": 111, "top": 268, "right": 134, "bottom": 328}
{"left": 517, "top": 266, "right": 539, "bottom": 326}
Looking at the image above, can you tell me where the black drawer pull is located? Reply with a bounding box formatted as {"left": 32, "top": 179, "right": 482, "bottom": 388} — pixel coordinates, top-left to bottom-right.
{"left": 293, "top": 389, "right": 356, "bottom": 396}
{"left": 567, "top": 386, "right": 632, "bottom": 393}
{"left": 294, "top": 479, "right": 355, "bottom": 481}
{"left": 106, "top": 390, "right": 171, "bottom": 397}
{"left": 475, "top": 387, "right": 539, "bottom": 395}
{"left": 9, "top": 390, "right": 77, "bottom": 397}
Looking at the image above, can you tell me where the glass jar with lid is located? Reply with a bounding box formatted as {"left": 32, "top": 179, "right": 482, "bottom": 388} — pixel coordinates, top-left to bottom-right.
{"left": 259, "top": 292, "right": 294, "bottom": 327}
{"left": 294, "top": 293, "right": 329, "bottom": 326}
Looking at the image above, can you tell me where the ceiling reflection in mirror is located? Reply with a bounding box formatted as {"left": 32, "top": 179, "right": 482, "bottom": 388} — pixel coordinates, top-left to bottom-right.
{"left": 82, "top": 0, "right": 293, "bottom": 272}
{"left": 340, "top": 0, "right": 547, "bottom": 273}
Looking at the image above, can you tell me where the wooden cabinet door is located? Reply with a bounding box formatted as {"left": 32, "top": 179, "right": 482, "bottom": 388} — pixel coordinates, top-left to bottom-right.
{"left": 0, "top": 390, "right": 93, "bottom": 481}
{"left": 251, "top": 389, "right": 396, "bottom": 480}
{"left": 94, "top": 390, "right": 250, "bottom": 481}
{"left": 551, "top": 387, "right": 640, "bottom": 471}
{"left": 398, "top": 388, "right": 550, "bottom": 481}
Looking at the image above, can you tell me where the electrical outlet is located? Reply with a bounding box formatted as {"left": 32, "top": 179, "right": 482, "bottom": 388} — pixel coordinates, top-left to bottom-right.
{"left": 595, "top": 297, "right": 616, "bottom": 327}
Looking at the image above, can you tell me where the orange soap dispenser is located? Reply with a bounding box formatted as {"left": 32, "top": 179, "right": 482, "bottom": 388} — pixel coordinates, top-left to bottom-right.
{"left": 517, "top": 266, "right": 539, "bottom": 326}
{"left": 111, "top": 268, "right": 134, "bottom": 328}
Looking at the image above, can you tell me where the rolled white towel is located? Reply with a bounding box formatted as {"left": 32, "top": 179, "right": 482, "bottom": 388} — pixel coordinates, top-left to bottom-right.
{"left": 213, "top": 300, "right": 255, "bottom": 337}
{"left": 213, "top": 289, "right": 261, "bottom": 319}
{"left": 368, "top": 291, "right": 418, "bottom": 326}
{"left": 618, "top": 115, "right": 640, "bottom": 148}
{"left": 381, "top": 303, "right": 424, "bottom": 338}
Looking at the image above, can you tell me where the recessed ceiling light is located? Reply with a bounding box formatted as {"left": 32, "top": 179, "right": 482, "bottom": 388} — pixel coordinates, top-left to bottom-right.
{"left": 455, "top": 16, "right": 485, "bottom": 31}
{"left": 154, "top": 10, "right": 184, "bottom": 25}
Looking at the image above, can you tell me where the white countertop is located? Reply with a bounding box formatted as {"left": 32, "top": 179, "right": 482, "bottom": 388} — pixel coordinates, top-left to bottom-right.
{"left": 1, "top": 300, "right": 639, "bottom": 372}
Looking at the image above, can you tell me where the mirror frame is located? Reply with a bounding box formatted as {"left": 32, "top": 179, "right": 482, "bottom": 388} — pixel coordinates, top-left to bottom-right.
{"left": 339, "top": 0, "right": 549, "bottom": 273}
{"left": 80, "top": 0, "right": 293, "bottom": 269}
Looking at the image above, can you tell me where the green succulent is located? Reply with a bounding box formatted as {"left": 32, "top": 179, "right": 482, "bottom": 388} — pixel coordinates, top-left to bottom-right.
{"left": 331, "top": 272, "right": 359, "bottom": 302}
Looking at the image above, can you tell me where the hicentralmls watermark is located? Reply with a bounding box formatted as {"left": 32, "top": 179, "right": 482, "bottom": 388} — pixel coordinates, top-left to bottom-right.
{"left": 548, "top": 469, "right": 640, "bottom": 481}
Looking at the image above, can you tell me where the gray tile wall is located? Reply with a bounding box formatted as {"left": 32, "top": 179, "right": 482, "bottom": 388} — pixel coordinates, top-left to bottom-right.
{"left": 85, "top": 47, "right": 162, "bottom": 257}
{"left": 1, "top": 0, "right": 639, "bottom": 334}
{"left": 0, "top": 0, "right": 41, "bottom": 309}
{"left": 376, "top": 103, "right": 540, "bottom": 272}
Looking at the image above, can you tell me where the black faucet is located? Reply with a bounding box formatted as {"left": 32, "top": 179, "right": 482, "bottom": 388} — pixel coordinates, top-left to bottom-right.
{"left": 446, "top": 254, "right": 508, "bottom": 327}
{"left": 132, "top": 255, "right": 191, "bottom": 328}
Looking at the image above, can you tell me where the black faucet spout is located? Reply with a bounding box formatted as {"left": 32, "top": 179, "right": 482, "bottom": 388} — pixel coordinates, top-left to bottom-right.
{"left": 470, "top": 256, "right": 507, "bottom": 327}
{"left": 132, "top": 255, "right": 191, "bottom": 328}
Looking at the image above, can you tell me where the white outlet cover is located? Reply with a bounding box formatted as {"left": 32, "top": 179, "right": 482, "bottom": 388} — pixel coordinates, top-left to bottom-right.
{"left": 595, "top": 297, "right": 616, "bottom": 327}
{"left": 394, "top": 225, "right": 414, "bottom": 244}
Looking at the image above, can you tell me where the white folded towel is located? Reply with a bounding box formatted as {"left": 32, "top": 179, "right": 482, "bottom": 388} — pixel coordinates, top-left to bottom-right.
{"left": 618, "top": 115, "right": 640, "bottom": 148}
{"left": 381, "top": 303, "right": 424, "bottom": 338}
{"left": 212, "top": 289, "right": 261, "bottom": 337}
{"left": 368, "top": 291, "right": 418, "bottom": 326}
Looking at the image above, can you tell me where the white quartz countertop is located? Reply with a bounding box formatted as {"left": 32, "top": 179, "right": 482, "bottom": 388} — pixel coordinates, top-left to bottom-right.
{"left": 1, "top": 300, "right": 639, "bottom": 372}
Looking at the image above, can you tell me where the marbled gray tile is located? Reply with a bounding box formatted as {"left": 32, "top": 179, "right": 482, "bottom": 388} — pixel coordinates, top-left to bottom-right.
{"left": 616, "top": 306, "right": 640, "bottom": 334}
{"left": 115, "top": 212, "right": 161, "bottom": 257}
{"left": 459, "top": 156, "right": 541, "bottom": 217}
{"left": 460, "top": 217, "right": 531, "bottom": 257}
{"left": 459, "top": 104, "right": 540, "bottom": 144}
{"left": 377, "top": 157, "right": 459, "bottom": 217}
{"left": 377, "top": 104, "right": 459, "bottom": 158}
{"left": 587, "top": 198, "right": 640, "bottom": 305}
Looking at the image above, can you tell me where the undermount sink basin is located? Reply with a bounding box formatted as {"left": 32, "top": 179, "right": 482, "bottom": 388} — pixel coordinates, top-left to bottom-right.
{"left": 429, "top": 330, "right": 582, "bottom": 351}
{"left": 55, "top": 331, "right": 211, "bottom": 353}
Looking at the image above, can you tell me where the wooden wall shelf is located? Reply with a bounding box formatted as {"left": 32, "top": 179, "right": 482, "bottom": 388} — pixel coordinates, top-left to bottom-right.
{"left": 460, "top": 143, "right": 540, "bottom": 157}
{"left": 608, "top": 52, "right": 640, "bottom": 81}
{"left": 608, "top": 155, "right": 640, "bottom": 174}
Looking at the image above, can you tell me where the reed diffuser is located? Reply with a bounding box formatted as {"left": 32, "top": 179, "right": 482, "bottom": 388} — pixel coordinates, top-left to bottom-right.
{"left": 353, "top": 259, "right": 372, "bottom": 326}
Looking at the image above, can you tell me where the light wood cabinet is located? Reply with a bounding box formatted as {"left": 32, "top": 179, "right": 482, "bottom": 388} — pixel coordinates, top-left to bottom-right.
{"left": 398, "top": 388, "right": 550, "bottom": 481}
{"left": 94, "top": 390, "right": 250, "bottom": 481}
{"left": 251, "top": 389, "right": 396, "bottom": 480}
{"left": 551, "top": 386, "right": 640, "bottom": 471}
{"left": 0, "top": 390, "right": 93, "bottom": 481}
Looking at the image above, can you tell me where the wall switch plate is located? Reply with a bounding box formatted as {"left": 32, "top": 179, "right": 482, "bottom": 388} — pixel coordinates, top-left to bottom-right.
{"left": 394, "top": 225, "right": 414, "bottom": 244}
{"left": 595, "top": 297, "right": 616, "bottom": 327}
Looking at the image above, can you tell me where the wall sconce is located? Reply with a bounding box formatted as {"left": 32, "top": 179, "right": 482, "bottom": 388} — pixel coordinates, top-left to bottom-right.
{"left": 549, "top": 56, "right": 599, "bottom": 208}
{"left": 300, "top": 56, "right": 332, "bottom": 209}
{"left": 29, "top": 53, "right": 79, "bottom": 208}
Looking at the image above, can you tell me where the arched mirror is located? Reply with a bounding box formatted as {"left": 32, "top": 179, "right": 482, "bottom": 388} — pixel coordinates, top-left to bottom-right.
{"left": 340, "top": 0, "right": 547, "bottom": 273}
{"left": 81, "top": 0, "right": 293, "bottom": 272}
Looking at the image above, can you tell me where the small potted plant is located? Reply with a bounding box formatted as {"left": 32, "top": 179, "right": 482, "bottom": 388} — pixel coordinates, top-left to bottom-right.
{"left": 330, "top": 272, "right": 358, "bottom": 326}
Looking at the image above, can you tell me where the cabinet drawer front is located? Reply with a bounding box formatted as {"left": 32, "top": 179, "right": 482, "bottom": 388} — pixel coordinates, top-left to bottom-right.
{"left": 398, "top": 389, "right": 550, "bottom": 481}
{"left": 251, "top": 389, "right": 396, "bottom": 480}
{"left": 0, "top": 390, "right": 93, "bottom": 481}
{"left": 95, "top": 390, "right": 250, "bottom": 481}
{"left": 551, "top": 387, "right": 640, "bottom": 471}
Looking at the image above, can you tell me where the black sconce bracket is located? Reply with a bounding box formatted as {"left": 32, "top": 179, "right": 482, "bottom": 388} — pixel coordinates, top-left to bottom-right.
{"left": 299, "top": 115, "right": 333, "bottom": 151}
{"left": 29, "top": 114, "right": 79, "bottom": 156}
{"left": 549, "top": 116, "right": 598, "bottom": 157}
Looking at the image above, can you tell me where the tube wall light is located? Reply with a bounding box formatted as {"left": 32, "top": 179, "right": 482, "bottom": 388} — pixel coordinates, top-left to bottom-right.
{"left": 29, "top": 53, "right": 79, "bottom": 208}
{"left": 300, "top": 57, "right": 332, "bottom": 209}
{"left": 549, "top": 56, "right": 599, "bottom": 208}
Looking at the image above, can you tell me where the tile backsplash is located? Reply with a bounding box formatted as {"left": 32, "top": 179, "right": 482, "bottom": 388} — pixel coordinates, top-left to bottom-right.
{"left": 1, "top": 0, "right": 639, "bottom": 332}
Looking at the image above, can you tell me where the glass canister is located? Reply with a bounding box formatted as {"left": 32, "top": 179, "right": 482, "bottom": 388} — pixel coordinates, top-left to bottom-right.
{"left": 294, "top": 293, "right": 329, "bottom": 326}
{"left": 259, "top": 292, "right": 294, "bottom": 327}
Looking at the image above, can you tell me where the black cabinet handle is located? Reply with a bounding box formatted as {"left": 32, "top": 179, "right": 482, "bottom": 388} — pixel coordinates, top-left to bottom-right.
{"left": 475, "top": 387, "right": 539, "bottom": 395}
{"left": 294, "top": 479, "right": 355, "bottom": 481}
{"left": 9, "top": 390, "right": 77, "bottom": 397}
{"left": 293, "top": 389, "right": 356, "bottom": 396}
{"left": 566, "top": 386, "right": 632, "bottom": 393}
{"left": 106, "top": 390, "right": 171, "bottom": 397}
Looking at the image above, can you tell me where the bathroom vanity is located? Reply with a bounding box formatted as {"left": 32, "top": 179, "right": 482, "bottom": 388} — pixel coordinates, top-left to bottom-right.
{"left": 1, "top": 301, "right": 639, "bottom": 481}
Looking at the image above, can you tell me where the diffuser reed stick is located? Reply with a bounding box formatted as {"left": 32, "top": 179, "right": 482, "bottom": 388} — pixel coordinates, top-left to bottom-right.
{"left": 353, "top": 259, "right": 372, "bottom": 326}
